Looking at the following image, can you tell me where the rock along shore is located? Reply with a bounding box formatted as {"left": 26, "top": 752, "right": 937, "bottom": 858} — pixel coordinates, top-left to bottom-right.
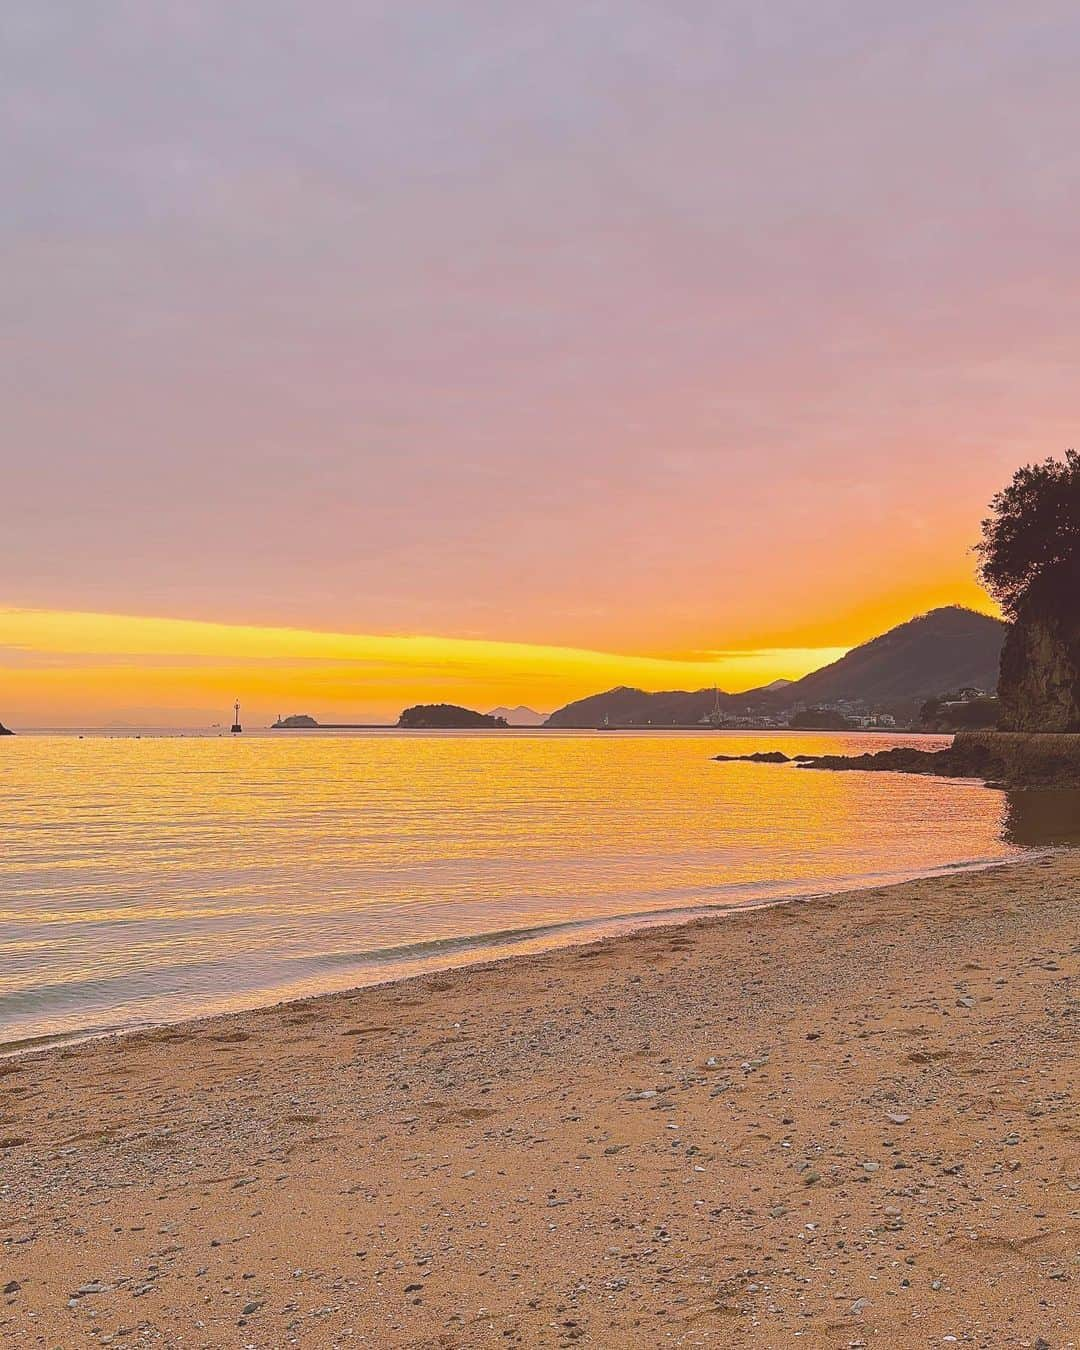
{"left": 716, "top": 731, "right": 1080, "bottom": 787}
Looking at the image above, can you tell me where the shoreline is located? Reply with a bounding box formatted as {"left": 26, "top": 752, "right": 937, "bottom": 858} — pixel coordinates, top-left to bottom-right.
{"left": 1, "top": 850, "right": 1027, "bottom": 1062}
{"left": 716, "top": 731, "right": 1080, "bottom": 789}
{"left": 2, "top": 850, "right": 1076, "bottom": 1348}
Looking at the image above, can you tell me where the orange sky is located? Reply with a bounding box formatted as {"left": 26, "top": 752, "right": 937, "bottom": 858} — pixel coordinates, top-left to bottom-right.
{"left": 2, "top": 4, "right": 1061, "bottom": 723}
{"left": 0, "top": 606, "right": 859, "bottom": 727}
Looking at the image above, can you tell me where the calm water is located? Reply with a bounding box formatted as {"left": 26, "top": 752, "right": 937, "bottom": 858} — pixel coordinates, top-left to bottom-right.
{"left": 0, "top": 730, "right": 1057, "bottom": 1049}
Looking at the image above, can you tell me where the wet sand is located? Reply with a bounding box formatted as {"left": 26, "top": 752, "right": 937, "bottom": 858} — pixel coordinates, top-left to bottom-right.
{"left": 1, "top": 853, "right": 1077, "bottom": 1348}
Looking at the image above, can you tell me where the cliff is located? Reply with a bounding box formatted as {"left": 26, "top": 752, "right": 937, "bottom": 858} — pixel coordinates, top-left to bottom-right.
{"left": 0, "top": 722, "right": 13, "bottom": 736}
{"left": 997, "top": 566, "right": 1080, "bottom": 732}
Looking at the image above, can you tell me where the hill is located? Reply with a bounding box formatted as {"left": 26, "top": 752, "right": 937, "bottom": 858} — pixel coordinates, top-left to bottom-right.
{"left": 778, "top": 607, "right": 1004, "bottom": 708}
{"left": 0, "top": 722, "right": 13, "bottom": 736}
{"left": 545, "top": 685, "right": 737, "bottom": 728}
{"left": 544, "top": 608, "right": 1005, "bottom": 727}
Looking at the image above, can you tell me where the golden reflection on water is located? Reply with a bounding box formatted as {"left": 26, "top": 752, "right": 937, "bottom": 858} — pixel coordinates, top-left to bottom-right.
{"left": 0, "top": 731, "right": 1027, "bottom": 1046}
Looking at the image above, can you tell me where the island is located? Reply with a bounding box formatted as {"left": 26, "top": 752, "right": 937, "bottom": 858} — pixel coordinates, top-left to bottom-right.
{"left": 397, "top": 703, "right": 508, "bottom": 729}
{"left": 271, "top": 714, "right": 320, "bottom": 729}
{"left": 0, "top": 721, "right": 13, "bottom": 736}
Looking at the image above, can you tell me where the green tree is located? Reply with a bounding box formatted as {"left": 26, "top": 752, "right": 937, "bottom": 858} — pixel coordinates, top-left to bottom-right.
{"left": 976, "top": 449, "right": 1080, "bottom": 618}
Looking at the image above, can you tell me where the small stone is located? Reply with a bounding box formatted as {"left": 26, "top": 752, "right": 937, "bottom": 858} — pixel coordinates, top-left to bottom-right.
{"left": 886, "top": 1113, "right": 910, "bottom": 1125}
{"left": 3, "top": 1282, "right": 19, "bottom": 1295}
{"left": 242, "top": 1300, "right": 263, "bottom": 1316}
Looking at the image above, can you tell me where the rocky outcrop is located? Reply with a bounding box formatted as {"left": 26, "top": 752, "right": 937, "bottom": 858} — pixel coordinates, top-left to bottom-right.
{"left": 0, "top": 722, "right": 13, "bottom": 736}
{"left": 715, "top": 732, "right": 1080, "bottom": 786}
{"left": 998, "top": 570, "right": 1080, "bottom": 732}
{"left": 714, "top": 750, "right": 791, "bottom": 764}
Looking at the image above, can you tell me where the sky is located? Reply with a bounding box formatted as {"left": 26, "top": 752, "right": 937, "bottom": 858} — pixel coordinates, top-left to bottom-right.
{"left": 3, "top": 2, "right": 1077, "bottom": 725}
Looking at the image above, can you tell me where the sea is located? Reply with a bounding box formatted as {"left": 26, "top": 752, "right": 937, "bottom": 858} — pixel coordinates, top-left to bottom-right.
{"left": 2, "top": 728, "right": 1075, "bottom": 1053}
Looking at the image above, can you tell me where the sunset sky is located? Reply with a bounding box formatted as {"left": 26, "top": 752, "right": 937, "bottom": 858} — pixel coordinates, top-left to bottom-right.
{"left": 5, "top": 3, "right": 1075, "bottom": 725}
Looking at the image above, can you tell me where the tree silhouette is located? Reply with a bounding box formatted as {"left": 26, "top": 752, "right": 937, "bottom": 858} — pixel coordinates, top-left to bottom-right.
{"left": 976, "top": 449, "right": 1080, "bottom": 618}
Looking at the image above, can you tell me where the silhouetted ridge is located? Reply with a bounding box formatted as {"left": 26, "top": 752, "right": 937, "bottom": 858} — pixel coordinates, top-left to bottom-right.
{"left": 777, "top": 607, "right": 1004, "bottom": 707}
{"left": 545, "top": 685, "right": 734, "bottom": 728}
{"left": 545, "top": 608, "right": 1005, "bottom": 727}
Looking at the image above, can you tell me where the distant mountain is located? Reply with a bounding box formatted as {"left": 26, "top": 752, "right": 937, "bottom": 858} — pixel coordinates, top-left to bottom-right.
{"left": 487, "top": 705, "right": 548, "bottom": 726}
{"left": 398, "top": 703, "right": 508, "bottom": 729}
{"left": 544, "top": 607, "right": 1005, "bottom": 727}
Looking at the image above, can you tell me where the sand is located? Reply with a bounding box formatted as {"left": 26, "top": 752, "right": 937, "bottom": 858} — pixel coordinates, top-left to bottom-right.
{"left": 1, "top": 853, "right": 1077, "bottom": 1348}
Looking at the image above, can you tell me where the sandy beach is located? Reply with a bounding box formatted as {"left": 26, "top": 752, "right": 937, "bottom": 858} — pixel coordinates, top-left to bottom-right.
{"left": 2, "top": 852, "right": 1077, "bottom": 1349}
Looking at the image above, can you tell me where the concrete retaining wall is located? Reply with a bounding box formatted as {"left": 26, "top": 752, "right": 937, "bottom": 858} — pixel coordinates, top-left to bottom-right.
{"left": 954, "top": 731, "right": 1080, "bottom": 782}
